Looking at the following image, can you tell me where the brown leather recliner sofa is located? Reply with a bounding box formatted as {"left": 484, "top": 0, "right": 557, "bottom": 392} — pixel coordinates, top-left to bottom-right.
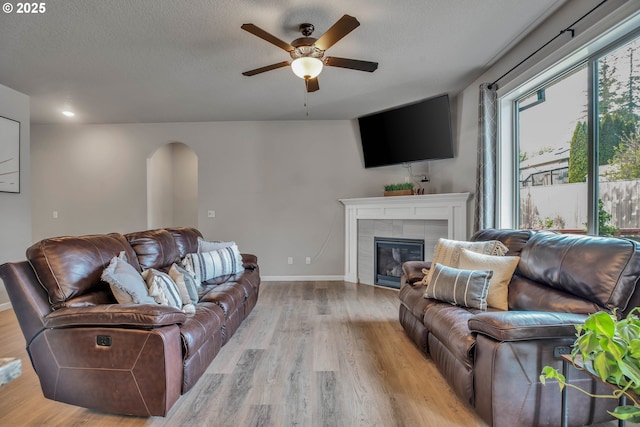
{"left": 0, "top": 227, "right": 260, "bottom": 416}
{"left": 399, "top": 228, "right": 640, "bottom": 427}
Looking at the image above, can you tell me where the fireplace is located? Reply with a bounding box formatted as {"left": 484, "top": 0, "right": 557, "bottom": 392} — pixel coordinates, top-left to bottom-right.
{"left": 339, "top": 193, "right": 470, "bottom": 285}
{"left": 374, "top": 237, "right": 424, "bottom": 289}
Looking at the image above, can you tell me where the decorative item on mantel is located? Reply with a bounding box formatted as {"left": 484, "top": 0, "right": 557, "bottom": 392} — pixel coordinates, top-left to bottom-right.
{"left": 384, "top": 182, "right": 414, "bottom": 196}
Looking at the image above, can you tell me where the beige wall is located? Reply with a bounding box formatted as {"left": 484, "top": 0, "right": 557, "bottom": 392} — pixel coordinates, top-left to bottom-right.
{"left": 147, "top": 142, "right": 198, "bottom": 229}
{"left": 31, "top": 124, "right": 152, "bottom": 237}
{"left": 31, "top": 120, "right": 416, "bottom": 277}
{"left": 171, "top": 143, "right": 198, "bottom": 228}
{"left": 147, "top": 142, "right": 174, "bottom": 229}
{"left": 0, "top": 83, "right": 30, "bottom": 309}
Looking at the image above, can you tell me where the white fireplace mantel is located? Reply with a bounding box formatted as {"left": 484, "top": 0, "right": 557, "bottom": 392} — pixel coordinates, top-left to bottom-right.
{"left": 339, "top": 193, "right": 471, "bottom": 283}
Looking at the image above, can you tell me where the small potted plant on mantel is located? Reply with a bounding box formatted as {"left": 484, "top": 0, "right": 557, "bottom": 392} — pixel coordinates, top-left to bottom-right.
{"left": 384, "top": 182, "right": 414, "bottom": 197}
{"left": 540, "top": 309, "right": 640, "bottom": 422}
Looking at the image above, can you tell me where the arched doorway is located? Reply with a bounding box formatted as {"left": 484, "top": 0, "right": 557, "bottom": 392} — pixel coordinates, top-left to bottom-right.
{"left": 147, "top": 142, "right": 198, "bottom": 229}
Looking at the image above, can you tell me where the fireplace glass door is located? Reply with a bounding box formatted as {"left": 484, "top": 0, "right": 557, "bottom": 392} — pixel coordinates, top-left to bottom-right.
{"left": 374, "top": 237, "right": 424, "bottom": 289}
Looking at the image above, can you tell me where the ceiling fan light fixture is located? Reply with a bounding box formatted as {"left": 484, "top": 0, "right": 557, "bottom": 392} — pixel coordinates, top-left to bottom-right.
{"left": 291, "top": 57, "right": 323, "bottom": 79}
{"left": 242, "top": 15, "right": 376, "bottom": 92}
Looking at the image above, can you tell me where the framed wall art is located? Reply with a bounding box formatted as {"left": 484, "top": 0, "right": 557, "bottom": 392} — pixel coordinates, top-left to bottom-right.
{"left": 0, "top": 116, "right": 20, "bottom": 193}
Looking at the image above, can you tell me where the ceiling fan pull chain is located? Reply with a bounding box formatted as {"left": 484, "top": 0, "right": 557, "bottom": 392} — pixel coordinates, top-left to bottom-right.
{"left": 304, "top": 91, "right": 309, "bottom": 117}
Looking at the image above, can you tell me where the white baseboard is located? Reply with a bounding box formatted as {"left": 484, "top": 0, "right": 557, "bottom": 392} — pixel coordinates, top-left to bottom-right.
{"left": 261, "top": 275, "right": 345, "bottom": 282}
{"left": 0, "top": 302, "right": 12, "bottom": 312}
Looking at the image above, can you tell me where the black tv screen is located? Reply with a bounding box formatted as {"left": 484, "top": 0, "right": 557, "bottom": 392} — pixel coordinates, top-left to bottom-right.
{"left": 357, "top": 94, "right": 454, "bottom": 168}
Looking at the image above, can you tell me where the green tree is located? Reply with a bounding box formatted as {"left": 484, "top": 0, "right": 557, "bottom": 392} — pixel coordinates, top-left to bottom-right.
{"left": 568, "top": 121, "right": 588, "bottom": 182}
{"left": 617, "top": 45, "right": 640, "bottom": 123}
{"left": 519, "top": 151, "right": 528, "bottom": 163}
{"left": 598, "top": 199, "right": 619, "bottom": 236}
{"left": 569, "top": 114, "right": 635, "bottom": 183}
{"left": 599, "top": 112, "right": 636, "bottom": 165}
{"left": 606, "top": 130, "right": 640, "bottom": 180}
{"left": 598, "top": 57, "right": 621, "bottom": 116}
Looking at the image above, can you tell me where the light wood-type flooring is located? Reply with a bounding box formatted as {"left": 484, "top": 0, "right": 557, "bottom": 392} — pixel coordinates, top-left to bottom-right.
{"left": 0, "top": 281, "right": 628, "bottom": 426}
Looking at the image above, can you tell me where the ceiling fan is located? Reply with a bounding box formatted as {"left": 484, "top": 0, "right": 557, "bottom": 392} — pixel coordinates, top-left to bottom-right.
{"left": 241, "top": 14, "right": 378, "bottom": 93}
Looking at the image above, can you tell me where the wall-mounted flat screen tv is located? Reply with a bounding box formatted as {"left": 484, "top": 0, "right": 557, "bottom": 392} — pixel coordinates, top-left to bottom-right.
{"left": 357, "top": 94, "right": 454, "bottom": 168}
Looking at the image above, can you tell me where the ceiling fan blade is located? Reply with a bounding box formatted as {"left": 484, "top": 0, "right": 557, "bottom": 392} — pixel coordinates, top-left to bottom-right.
{"left": 325, "top": 57, "right": 378, "bottom": 72}
{"left": 314, "top": 15, "right": 360, "bottom": 51}
{"left": 241, "top": 23, "right": 295, "bottom": 52}
{"left": 305, "top": 77, "right": 319, "bottom": 92}
{"left": 242, "top": 61, "right": 290, "bottom": 76}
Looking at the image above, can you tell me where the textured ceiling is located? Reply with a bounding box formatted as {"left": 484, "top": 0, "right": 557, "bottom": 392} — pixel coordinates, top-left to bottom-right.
{"left": 0, "top": 0, "right": 565, "bottom": 124}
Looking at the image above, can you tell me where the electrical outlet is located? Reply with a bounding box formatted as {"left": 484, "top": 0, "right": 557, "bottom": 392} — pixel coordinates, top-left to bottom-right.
{"left": 52, "top": 211, "right": 58, "bottom": 219}
{"left": 305, "top": 257, "right": 311, "bottom": 265}
{"left": 207, "top": 210, "right": 216, "bottom": 218}
{"left": 287, "top": 257, "right": 294, "bottom": 265}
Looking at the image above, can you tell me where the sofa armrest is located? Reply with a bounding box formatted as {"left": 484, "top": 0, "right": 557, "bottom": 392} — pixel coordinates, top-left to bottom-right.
{"left": 241, "top": 253, "right": 259, "bottom": 270}
{"left": 44, "top": 304, "right": 187, "bottom": 328}
{"left": 402, "top": 261, "right": 431, "bottom": 285}
{"left": 468, "top": 311, "right": 588, "bottom": 342}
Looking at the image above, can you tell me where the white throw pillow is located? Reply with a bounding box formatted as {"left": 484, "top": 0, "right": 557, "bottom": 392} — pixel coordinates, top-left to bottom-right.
{"left": 142, "top": 268, "right": 195, "bottom": 313}
{"left": 197, "top": 237, "right": 236, "bottom": 252}
{"left": 457, "top": 248, "right": 520, "bottom": 311}
{"left": 424, "top": 238, "right": 509, "bottom": 286}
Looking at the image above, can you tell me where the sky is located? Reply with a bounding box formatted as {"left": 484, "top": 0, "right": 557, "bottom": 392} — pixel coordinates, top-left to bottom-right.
{"left": 519, "top": 65, "right": 587, "bottom": 156}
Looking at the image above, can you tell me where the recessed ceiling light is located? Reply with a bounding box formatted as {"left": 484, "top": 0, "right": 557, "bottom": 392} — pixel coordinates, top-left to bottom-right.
{"left": 62, "top": 110, "right": 75, "bottom": 117}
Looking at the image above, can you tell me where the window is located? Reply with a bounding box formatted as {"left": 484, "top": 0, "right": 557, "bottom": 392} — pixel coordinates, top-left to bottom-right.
{"left": 596, "top": 37, "right": 640, "bottom": 239}
{"left": 517, "top": 65, "right": 588, "bottom": 231}
{"left": 509, "top": 32, "right": 640, "bottom": 239}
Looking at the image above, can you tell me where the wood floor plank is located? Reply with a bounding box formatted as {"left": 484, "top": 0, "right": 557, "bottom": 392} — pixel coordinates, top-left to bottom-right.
{"left": 0, "top": 281, "right": 628, "bottom": 427}
{"left": 240, "top": 404, "right": 276, "bottom": 427}
{"left": 149, "top": 373, "right": 225, "bottom": 427}
{"left": 244, "top": 342, "right": 285, "bottom": 407}
{"left": 315, "top": 371, "right": 342, "bottom": 427}
{"left": 234, "top": 305, "right": 279, "bottom": 350}
{"left": 218, "top": 349, "right": 265, "bottom": 425}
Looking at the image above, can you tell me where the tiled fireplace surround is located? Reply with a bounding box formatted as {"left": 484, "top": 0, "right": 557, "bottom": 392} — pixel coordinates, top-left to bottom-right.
{"left": 340, "top": 193, "right": 471, "bottom": 286}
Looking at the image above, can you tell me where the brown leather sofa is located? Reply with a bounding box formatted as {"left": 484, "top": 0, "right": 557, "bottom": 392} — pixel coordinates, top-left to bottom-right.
{"left": 0, "top": 227, "right": 260, "bottom": 416}
{"left": 400, "top": 229, "right": 640, "bottom": 427}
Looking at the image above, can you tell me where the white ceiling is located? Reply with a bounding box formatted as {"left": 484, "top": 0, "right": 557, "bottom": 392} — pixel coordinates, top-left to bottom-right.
{"left": 0, "top": 0, "right": 565, "bottom": 124}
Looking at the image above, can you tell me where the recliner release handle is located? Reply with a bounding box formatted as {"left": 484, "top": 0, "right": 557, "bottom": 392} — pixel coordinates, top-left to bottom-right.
{"left": 96, "top": 335, "right": 112, "bottom": 347}
{"left": 553, "top": 345, "right": 571, "bottom": 358}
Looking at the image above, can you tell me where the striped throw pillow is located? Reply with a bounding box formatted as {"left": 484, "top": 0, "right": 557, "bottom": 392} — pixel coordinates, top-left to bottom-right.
{"left": 424, "top": 263, "right": 493, "bottom": 310}
{"left": 182, "top": 245, "right": 244, "bottom": 282}
{"left": 142, "top": 268, "right": 188, "bottom": 311}
{"left": 169, "top": 263, "right": 199, "bottom": 304}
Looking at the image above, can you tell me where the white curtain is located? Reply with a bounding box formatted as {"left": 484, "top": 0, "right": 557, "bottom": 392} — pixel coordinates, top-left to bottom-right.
{"left": 474, "top": 83, "right": 498, "bottom": 233}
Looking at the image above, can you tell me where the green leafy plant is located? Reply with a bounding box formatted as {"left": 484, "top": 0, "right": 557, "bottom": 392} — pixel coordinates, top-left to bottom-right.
{"left": 536, "top": 215, "right": 566, "bottom": 230}
{"left": 384, "top": 182, "right": 414, "bottom": 192}
{"left": 580, "top": 199, "right": 619, "bottom": 236}
{"left": 598, "top": 199, "right": 620, "bottom": 237}
{"left": 540, "top": 309, "right": 640, "bottom": 422}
